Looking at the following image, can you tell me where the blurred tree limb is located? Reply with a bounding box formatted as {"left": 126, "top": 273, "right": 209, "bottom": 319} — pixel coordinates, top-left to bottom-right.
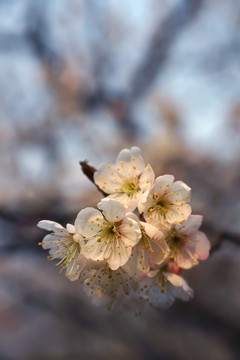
{"left": 130, "top": 0, "right": 205, "bottom": 99}
{"left": 0, "top": 0, "right": 205, "bottom": 136}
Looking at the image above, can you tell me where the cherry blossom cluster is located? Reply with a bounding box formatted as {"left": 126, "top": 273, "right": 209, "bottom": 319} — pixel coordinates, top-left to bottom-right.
{"left": 37, "top": 147, "right": 210, "bottom": 313}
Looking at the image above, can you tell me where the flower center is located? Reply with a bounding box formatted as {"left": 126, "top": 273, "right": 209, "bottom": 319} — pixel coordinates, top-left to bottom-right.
{"left": 166, "top": 229, "right": 185, "bottom": 254}
{"left": 97, "top": 223, "right": 119, "bottom": 242}
{"left": 156, "top": 199, "right": 168, "bottom": 209}
{"left": 121, "top": 179, "right": 140, "bottom": 197}
{"left": 149, "top": 196, "right": 169, "bottom": 215}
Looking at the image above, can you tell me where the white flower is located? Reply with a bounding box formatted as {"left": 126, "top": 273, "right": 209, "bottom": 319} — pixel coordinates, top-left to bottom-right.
{"left": 37, "top": 220, "right": 86, "bottom": 281}
{"left": 123, "top": 220, "right": 170, "bottom": 280}
{"left": 75, "top": 198, "right": 141, "bottom": 270}
{"left": 166, "top": 215, "right": 211, "bottom": 269}
{"left": 81, "top": 263, "right": 143, "bottom": 313}
{"left": 94, "top": 146, "right": 155, "bottom": 211}
{"left": 139, "top": 174, "right": 191, "bottom": 226}
{"left": 137, "top": 270, "right": 193, "bottom": 309}
{"left": 83, "top": 264, "right": 137, "bottom": 306}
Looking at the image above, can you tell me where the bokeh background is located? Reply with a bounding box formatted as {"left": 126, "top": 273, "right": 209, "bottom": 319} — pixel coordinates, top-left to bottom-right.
{"left": 1, "top": 0, "right": 240, "bottom": 359}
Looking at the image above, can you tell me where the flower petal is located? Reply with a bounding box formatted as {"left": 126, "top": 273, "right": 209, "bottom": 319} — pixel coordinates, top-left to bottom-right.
{"left": 107, "top": 238, "right": 132, "bottom": 270}
{"left": 66, "top": 223, "right": 76, "bottom": 234}
{"left": 116, "top": 147, "right": 145, "bottom": 178}
{"left": 141, "top": 221, "right": 162, "bottom": 240}
{"left": 138, "top": 278, "right": 175, "bottom": 309}
{"left": 74, "top": 208, "right": 103, "bottom": 237}
{"left": 164, "top": 272, "right": 194, "bottom": 301}
{"left": 37, "top": 220, "right": 66, "bottom": 234}
{"left": 94, "top": 163, "right": 122, "bottom": 194}
{"left": 175, "top": 215, "right": 202, "bottom": 234}
{"left": 97, "top": 198, "right": 126, "bottom": 223}
{"left": 108, "top": 192, "right": 133, "bottom": 208}
{"left": 166, "top": 203, "right": 192, "bottom": 223}
{"left": 81, "top": 235, "right": 112, "bottom": 261}
{"left": 117, "top": 146, "right": 145, "bottom": 170}
{"left": 153, "top": 175, "right": 175, "bottom": 197}
{"left": 174, "top": 249, "right": 198, "bottom": 269}
{"left": 167, "top": 180, "right": 191, "bottom": 204}
{"left": 190, "top": 231, "right": 211, "bottom": 261}
{"left": 163, "top": 272, "right": 185, "bottom": 287}
{"left": 119, "top": 216, "right": 141, "bottom": 247}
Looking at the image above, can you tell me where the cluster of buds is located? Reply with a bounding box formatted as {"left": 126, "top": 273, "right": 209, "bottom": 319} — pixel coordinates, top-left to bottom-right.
{"left": 38, "top": 147, "right": 210, "bottom": 313}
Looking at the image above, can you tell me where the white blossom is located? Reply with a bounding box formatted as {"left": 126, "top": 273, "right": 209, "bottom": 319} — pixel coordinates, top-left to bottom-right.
{"left": 37, "top": 220, "right": 86, "bottom": 281}
{"left": 81, "top": 263, "right": 141, "bottom": 313}
{"left": 75, "top": 198, "right": 141, "bottom": 270}
{"left": 123, "top": 220, "right": 170, "bottom": 280}
{"left": 94, "top": 146, "right": 155, "bottom": 211}
{"left": 139, "top": 174, "right": 191, "bottom": 227}
{"left": 137, "top": 270, "right": 193, "bottom": 309}
{"left": 166, "top": 215, "right": 211, "bottom": 269}
{"left": 36, "top": 146, "right": 211, "bottom": 311}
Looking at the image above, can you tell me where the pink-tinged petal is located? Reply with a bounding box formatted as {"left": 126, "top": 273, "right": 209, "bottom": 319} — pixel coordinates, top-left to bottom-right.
{"left": 94, "top": 163, "right": 122, "bottom": 193}
{"left": 190, "top": 231, "right": 211, "bottom": 260}
{"left": 81, "top": 236, "right": 112, "bottom": 261}
{"left": 119, "top": 216, "right": 141, "bottom": 247}
{"left": 74, "top": 208, "right": 103, "bottom": 237}
{"left": 174, "top": 249, "right": 198, "bottom": 269}
{"left": 153, "top": 175, "right": 175, "bottom": 197}
{"left": 175, "top": 215, "right": 202, "bottom": 235}
{"left": 148, "top": 238, "right": 170, "bottom": 266}
{"left": 107, "top": 238, "right": 132, "bottom": 270}
{"left": 37, "top": 220, "right": 66, "bottom": 234}
{"left": 97, "top": 198, "right": 126, "bottom": 223}
{"left": 166, "top": 261, "right": 182, "bottom": 275}
{"left": 138, "top": 164, "right": 155, "bottom": 192}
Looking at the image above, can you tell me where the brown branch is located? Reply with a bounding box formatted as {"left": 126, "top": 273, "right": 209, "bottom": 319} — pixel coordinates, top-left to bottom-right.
{"left": 79, "top": 160, "right": 108, "bottom": 196}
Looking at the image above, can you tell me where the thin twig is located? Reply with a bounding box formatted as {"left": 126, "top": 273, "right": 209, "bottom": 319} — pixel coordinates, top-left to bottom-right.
{"left": 79, "top": 160, "right": 108, "bottom": 196}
